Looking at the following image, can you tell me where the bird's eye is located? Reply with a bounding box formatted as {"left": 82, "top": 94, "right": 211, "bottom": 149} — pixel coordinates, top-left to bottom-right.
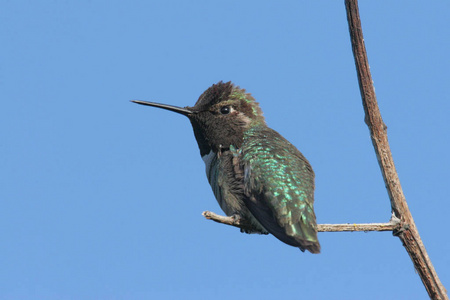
{"left": 220, "top": 106, "right": 232, "bottom": 115}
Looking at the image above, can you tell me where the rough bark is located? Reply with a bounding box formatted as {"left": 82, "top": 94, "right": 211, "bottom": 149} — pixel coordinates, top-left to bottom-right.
{"left": 345, "top": 1, "right": 447, "bottom": 299}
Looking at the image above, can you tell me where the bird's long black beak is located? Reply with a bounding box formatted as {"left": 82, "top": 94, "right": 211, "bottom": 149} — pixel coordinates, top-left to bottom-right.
{"left": 131, "top": 100, "right": 193, "bottom": 116}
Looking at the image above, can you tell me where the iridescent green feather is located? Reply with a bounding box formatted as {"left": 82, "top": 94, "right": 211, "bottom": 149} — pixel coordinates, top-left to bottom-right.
{"left": 240, "top": 125, "right": 320, "bottom": 253}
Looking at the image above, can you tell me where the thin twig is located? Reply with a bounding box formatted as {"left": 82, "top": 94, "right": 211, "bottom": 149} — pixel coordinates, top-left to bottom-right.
{"left": 345, "top": 1, "right": 447, "bottom": 299}
{"left": 202, "top": 211, "right": 256, "bottom": 232}
{"left": 317, "top": 218, "right": 399, "bottom": 232}
{"left": 203, "top": 211, "right": 400, "bottom": 232}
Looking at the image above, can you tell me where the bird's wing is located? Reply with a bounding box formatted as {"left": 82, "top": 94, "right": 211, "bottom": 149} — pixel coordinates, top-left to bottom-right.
{"left": 240, "top": 127, "right": 320, "bottom": 253}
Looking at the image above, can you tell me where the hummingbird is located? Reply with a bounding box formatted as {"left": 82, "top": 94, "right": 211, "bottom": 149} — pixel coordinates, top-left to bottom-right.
{"left": 132, "top": 81, "right": 320, "bottom": 253}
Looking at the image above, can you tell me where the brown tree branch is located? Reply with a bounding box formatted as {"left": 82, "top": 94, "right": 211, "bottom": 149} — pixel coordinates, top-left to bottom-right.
{"left": 317, "top": 215, "right": 400, "bottom": 232}
{"left": 203, "top": 210, "right": 400, "bottom": 232}
{"left": 345, "top": 0, "right": 447, "bottom": 299}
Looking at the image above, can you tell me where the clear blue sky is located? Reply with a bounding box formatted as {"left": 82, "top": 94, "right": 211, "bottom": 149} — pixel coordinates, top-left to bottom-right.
{"left": 1, "top": 1, "right": 449, "bottom": 299}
